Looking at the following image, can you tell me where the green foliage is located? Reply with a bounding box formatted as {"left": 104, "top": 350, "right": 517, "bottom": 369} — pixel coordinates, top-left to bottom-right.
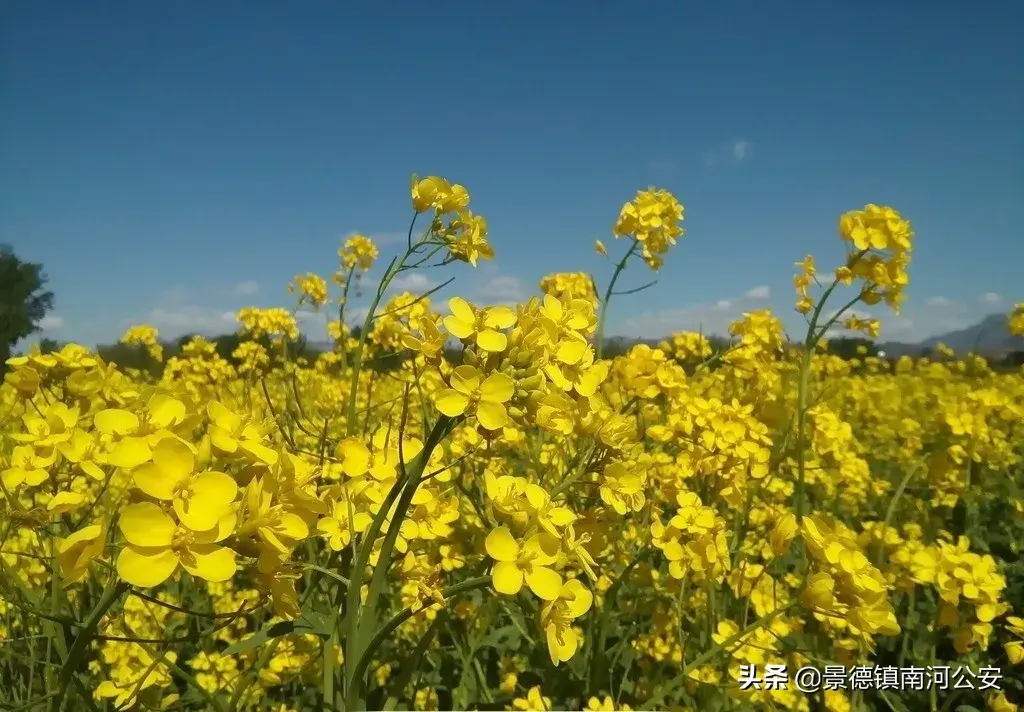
{"left": 826, "top": 336, "right": 879, "bottom": 360}
{"left": 0, "top": 244, "right": 55, "bottom": 374}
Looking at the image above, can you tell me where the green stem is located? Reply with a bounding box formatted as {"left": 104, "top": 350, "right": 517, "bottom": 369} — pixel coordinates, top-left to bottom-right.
{"left": 795, "top": 279, "right": 842, "bottom": 521}
{"left": 345, "top": 417, "right": 454, "bottom": 711}
{"left": 50, "top": 581, "right": 129, "bottom": 712}
{"left": 345, "top": 212, "right": 419, "bottom": 435}
{"left": 594, "top": 239, "right": 639, "bottom": 359}
{"left": 347, "top": 577, "right": 490, "bottom": 704}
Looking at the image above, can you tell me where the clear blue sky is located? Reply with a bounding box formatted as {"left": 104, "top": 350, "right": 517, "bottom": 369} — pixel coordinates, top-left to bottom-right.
{"left": 2, "top": 1, "right": 1021, "bottom": 347}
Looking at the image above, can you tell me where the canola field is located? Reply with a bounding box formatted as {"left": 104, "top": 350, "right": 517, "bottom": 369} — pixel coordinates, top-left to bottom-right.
{"left": 2, "top": 177, "right": 1023, "bottom": 712}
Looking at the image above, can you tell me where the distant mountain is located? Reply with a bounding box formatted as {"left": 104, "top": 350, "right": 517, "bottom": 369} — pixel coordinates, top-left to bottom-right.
{"left": 878, "top": 312, "right": 1022, "bottom": 357}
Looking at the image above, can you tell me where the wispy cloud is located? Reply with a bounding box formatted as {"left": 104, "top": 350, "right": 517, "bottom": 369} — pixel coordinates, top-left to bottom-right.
{"left": 389, "top": 272, "right": 437, "bottom": 293}
{"left": 234, "top": 280, "right": 260, "bottom": 297}
{"left": 744, "top": 285, "right": 770, "bottom": 300}
{"left": 38, "top": 315, "right": 65, "bottom": 331}
{"left": 704, "top": 139, "right": 753, "bottom": 168}
{"left": 731, "top": 139, "right": 751, "bottom": 161}
{"left": 978, "top": 292, "right": 1002, "bottom": 306}
{"left": 146, "top": 307, "right": 238, "bottom": 334}
{"left": 475, "top": 275, "right": 530, "bottom": 306}
{"left": 925, "top": 296, "right": 954, "bottom": 308}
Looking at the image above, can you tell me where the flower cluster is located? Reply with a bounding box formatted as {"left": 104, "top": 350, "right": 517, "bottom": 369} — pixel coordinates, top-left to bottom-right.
{"left": 3, "top": 175, "right": 1022, "bottom": 712}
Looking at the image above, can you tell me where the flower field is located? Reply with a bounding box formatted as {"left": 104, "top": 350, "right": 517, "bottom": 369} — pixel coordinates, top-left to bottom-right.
{"left": 2, "top": 177, "right": 1023, "bottom": 712}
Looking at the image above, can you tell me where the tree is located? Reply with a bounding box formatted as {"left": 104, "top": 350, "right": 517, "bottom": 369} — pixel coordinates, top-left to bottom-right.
{"left": 38, "top": 338, "right": 62, "bottom": 355}
{"left": 0, "top": 245, "right": 55, "bottom": 374}
{"left": 826, "top": 336, "right": 878, "bottom": 360}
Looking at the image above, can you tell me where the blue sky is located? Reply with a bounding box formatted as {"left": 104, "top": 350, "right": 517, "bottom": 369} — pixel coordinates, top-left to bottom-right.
{"left": 2, "top": 1, "right": 1021, "bottom": 348}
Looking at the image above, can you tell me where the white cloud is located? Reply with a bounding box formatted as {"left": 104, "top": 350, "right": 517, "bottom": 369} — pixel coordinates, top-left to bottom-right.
{"left": 744, "top": 285, "right": 770, "bottom": 300}
{"left": 978, "top": 292, "right": 1002, "bottom": 305}
{"left": 234, "top": 280, "right": 260, "bottom": 297}
{"left": 38, "top": 315, "right": 65, "bottom": 331}
{"left": 705, "top": 139, "right": 753, "bottom": 168}
{"left": 147, "top": 307, "right": 238, "bottom": 335}
{"left": 623, "top": 302, "right": 739, "bottom": 338}
{"left": 925, "top": 296, "right": 954, "bottom": 308}
{"left": 731, "top": 139, "right": 751, "bottom": 161}
{"left": 476, "top": 275, "right": 529, "bottom": 305}
{"left": 389, "top": 272, "right": 436, "bottom": 293}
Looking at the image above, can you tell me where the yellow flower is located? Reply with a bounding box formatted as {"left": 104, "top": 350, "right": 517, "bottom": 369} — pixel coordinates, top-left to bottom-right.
{"left": 540, "top": 578, "right": 593, "bottom": 665}
{"left": 116, "top": 502, "right": 237, "bottom": 587}
{"left": 443, "top": 297, "right": 517, "bottom": 352}
{"left": 434, "top": 365, "right": 515, "bottom": 430}
{"left": 57, "top": 524, "right": 106, "bottom": 585}
{"left": 131, "top": 438, "right": 238, "bottom": 532}
{"left": 485, "top": 526, "right": 562, "bottom": 600}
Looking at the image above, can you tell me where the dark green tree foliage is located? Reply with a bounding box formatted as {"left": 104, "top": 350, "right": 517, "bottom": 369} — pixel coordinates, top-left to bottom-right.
{"left": 826, "top": 336, "right": 879, "bottom": 360}
{"left": 0, "top": 245, "right": 55, "bottom": 375}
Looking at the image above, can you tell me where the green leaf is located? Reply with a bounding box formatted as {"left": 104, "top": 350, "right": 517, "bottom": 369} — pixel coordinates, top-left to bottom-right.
{"left": 223, "top": 611, "right": 330, "bottom": 655}
{"left": 480, "top": 624, "right": 520, "bottom": 650}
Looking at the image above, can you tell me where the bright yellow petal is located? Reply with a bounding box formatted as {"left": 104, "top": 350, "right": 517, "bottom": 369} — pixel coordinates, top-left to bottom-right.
{"left": 93, "top": 409, "right": 139, "bottom": 436}
{"left": 476, "top": 329, "right": 508, "bottom": 353}
{"left": 191, "top": 471, "right": 238, "bottom": 507}
{"left": 485, "top": 527, "right": 519, "bottom": 562}
{"left": 564, "top": 579, "right": 594, "bottom": 617}
{"left": 152, "top": 437, "right": 194, "bottom": 479}
{"left": 180, "top": 543, "right": 237, "bottom": 582}
{"left": 492, "top": 561, "right": 524, "bottom": 595}
{"left": 105, "top": 437, "right": 152, "bottom": 469}
{"left": 449, "top": 365, "right": 481, "bottom": 394}
{"left": 526, "top": 566, "right": 563, "bottom": 601}
{"left": 59, "top": 524, "right": 103, "bottom": 552}
{"left": 448, "top": 297, "right": 476, "bottom": 324}
{"left": 277, "top": 513, "right": 309, "bottom": 540}
{"left": 237, "top": 439, "right": 279, "bottom": 466}
{"left": 175, "top": 472, "right": 237, "bottom": 531}
{"left": 46, "top": 491, "right": 86, "bottom": 515}
{"left": 435, "top": 390, "right": 470, "bottom": 417}
{"left": 117, "top": 546, "right": 178, "bottom": 587}
{"left": 480, "top": 372, "right": 515, "bottom": 403}
{"left": 119, "top": 502, "right": 176, "bottom": 547}
{"left": 556, "top": 339, "right": 588, "bottom": 366}
{"left": 483, "top": 306, "right": 516, "bottom": 330}
{"left": 476, "top": 401, "right": 508, "bottom": 431}
{"left": 147, "top": 394, "right": 186, "bottom": 429}
{"left": 336, "top": 439, "right": 371, "bottom": 476}
{"left": 133, "top": 463, "right": 177, "bottom": 500}
{"left": 548, "top": 624, "right": 578, "bottom": 663}
{"left": 443, "top": 315, "right": 476, "bottom": 340}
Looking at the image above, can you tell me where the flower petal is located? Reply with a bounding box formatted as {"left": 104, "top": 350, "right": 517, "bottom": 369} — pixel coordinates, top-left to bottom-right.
{"left": 476, "top": 401, "right": 508, "bottom": 431}
{"left": 476, "top": 329, "right": 508, "bottom": 353}
{"left": 449, "top": 365, "right": 481, "bottom": 395}
{"left": 448, "top": 297, "right": 476, "bottom": 324}
{"left": 483, "top": 306, "right": 516, "bottom": 330}
{"left": 180, "top": 543, "right": 237, "bottom": 582}
{"left": 525, "top": 566, "right": 563, "bottom": 601}
{"left": 133, "top": 463, "right": 177, "bottom": 500}
{"left": 119, "top": 502, "right": 176, "bottom": 547}
{"left": 117, "top": 546, "right": 178, "bottom": 587}
{"left": 435, "top": 390, "right": 470, "bottom": 418}
{"left": 485, "top": 527, "right": 519, "bottom": 562}
{"left": 492, "top": 561, "right": 524, "bottom": 595}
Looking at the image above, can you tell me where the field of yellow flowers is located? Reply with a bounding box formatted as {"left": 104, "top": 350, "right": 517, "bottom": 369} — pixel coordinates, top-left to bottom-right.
{"left": 2, "top": 177, "right": 1023, "bottom": 712}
